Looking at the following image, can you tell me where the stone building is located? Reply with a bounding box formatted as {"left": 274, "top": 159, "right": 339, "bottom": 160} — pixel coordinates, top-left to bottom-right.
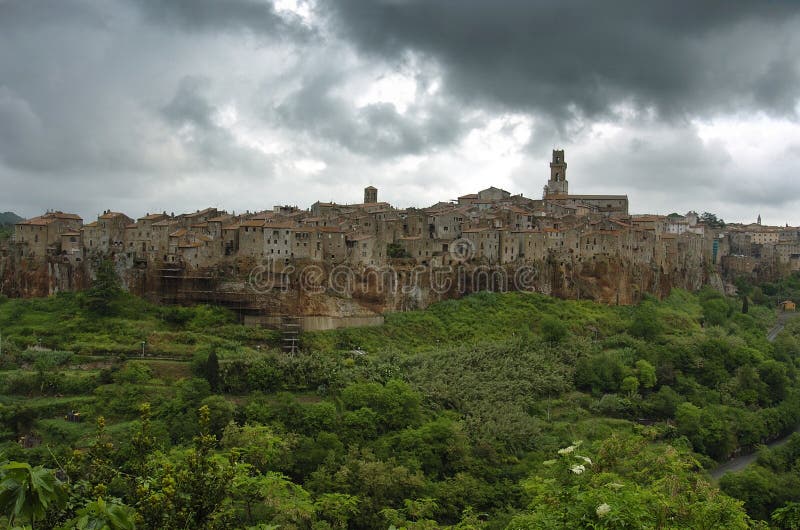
{"left": 542, "top": 150, "right": 629, "bottom": 216}
{"left": 14, "top": 211, "right": 83, "bottom": 259}
{"left": 81, "top": 211, "right": 132, "bottom": 255}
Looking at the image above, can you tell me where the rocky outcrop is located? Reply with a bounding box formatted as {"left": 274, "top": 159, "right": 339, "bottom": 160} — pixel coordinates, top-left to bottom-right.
{"left": 0, "top": 246, "right": 773, "bottom": 320}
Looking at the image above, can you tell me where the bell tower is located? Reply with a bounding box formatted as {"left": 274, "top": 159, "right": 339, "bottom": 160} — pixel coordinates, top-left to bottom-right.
{"left": 364, "top": 186, "right": 378, "bottom": 204}
{"left": 544, "top": 149, "right": 568, "bottom": 197}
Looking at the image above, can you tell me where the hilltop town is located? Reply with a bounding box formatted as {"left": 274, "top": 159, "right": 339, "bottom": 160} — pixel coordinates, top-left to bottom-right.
{"left": 2, "top": 151, "right": 797, "bottom": 324}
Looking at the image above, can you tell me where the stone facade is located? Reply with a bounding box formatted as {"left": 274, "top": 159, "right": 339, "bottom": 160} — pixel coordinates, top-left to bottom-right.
{"left": 4, "top": 149, "right": 799, "bottom": 307}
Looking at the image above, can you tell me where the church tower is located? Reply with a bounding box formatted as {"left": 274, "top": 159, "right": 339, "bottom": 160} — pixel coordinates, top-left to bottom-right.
{"left": 544, "top": 149, "right": 568, "bottom": 197}
{"left": 364, "top": 186, "right": 378, "bottom": 204}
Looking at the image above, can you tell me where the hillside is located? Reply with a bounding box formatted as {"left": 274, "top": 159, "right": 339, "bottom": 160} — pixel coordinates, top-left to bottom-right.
{"left": 0, "top": 284, "right": 798, "bottom": 528}
{"left": 0, "top": 211, "right": 22, "bottom": 226}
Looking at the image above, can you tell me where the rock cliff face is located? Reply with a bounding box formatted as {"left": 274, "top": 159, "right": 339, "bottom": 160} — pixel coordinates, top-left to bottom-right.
{"left": 0, "top": 251, "right": 720, "bottom": 319}
{"left": 0, "top": 255, "right": 88, "bottom": 298}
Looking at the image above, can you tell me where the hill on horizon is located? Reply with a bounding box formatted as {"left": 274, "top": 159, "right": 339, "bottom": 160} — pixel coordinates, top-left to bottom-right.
{"left": 0, "top": 212, "right": 23, "bottom": 226}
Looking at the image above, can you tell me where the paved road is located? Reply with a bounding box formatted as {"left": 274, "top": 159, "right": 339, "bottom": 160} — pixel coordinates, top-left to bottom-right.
{"left": 767, "top": 312, "right": 794, "bottom": 342}
{"left": 710, "top": 310, "right": 798, "bottom": 480}
{"left": 711, "top": 427, "right": 800, "bottom": 479}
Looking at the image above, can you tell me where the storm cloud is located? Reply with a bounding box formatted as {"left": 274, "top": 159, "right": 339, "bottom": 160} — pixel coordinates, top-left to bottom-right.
{"left": 325, "top": 1, "right": 800, "bottom": 120}
{"left": 0, "top": 0, "right": 799, "bottom": 225}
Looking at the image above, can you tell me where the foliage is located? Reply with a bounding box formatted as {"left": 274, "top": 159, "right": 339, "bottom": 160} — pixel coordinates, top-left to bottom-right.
{"left": 721, "top": 434, "right": 800, "bottom": 523}
{"left": 700, "top": 211, "right": 726, "bottom": 228}
{"left": 0, "top": 286, "right": 796, "bottom": 528}
{"left": 0, "top": 461, "right": 66, "bottom": 529}
{"left": 85, "top": 261, "right": 123, "bottom": 316}
{"left": 61, "top": 497, "right": 137, "bottom": 530}
{"left": 509, "top": 434, "right": 751, "bottom": 529}
{"left": 387, "top": 243, "right": 411, "bottom": 259}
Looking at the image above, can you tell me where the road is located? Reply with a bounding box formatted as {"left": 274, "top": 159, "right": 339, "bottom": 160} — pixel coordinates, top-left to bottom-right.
{"left": 767, "top": 311, "right": 794, "bottom": 342}
{"left": 710, "top": 310, "right": 798, "bottom": 480}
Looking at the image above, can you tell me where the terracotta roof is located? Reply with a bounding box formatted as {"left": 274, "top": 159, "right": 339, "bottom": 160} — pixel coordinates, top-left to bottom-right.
{"left": 61, "top": 231, "right": 81, "bottom": 236}
{"left": 632, "top": 215, "right": 666, "bottom": 221}
{"left": 169, "top": 228, "right": 188, "bottom": 238}
{"left": 82, "top": 221, "right": 99, "bottom": 228}
{"left": 239, "top": 220, "right": 265, "bottom": 228}
{"left": 99, "top": 211, "right": 127, "bottom": 220}
{"left": 182, "top": 207, "right": 217, "bottom": 217}
{"left": 17, "top": 212, "right": 82, "bottom": 225}
{"left": 208, "top": 215, "right": 232, "bottom": 223}
{"left": 138, "top": 213, "right": 167, "bottom": 221}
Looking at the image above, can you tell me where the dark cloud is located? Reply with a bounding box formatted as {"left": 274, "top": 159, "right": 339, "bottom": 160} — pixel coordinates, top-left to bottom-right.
{"left": 129, "top": 0, "right": 312, "bottom": 40}
{"left": 161, "top": 75, "right": 278, "bottom": 174}
{"left": 272, "top": 68, "right": 473, "bottom": 157}
{"left": 1, "top": 0, "right": 799, "bottom": 225}
{"left": 324, "top": 1, "right": 800, "bottom": 122}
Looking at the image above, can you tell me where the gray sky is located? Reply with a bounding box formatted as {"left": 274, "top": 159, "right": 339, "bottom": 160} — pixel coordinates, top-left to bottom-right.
{"left": 1, "top": 0, "right": 799, "bottom": 225}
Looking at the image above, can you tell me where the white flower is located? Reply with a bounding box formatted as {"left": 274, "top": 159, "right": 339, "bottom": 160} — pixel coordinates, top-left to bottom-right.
{"left": 570, "top": 464, "right": 586, "bottom": 474}
{"left": 596, "top": 503, "right": 611, "bottom": 517}
{"left": 558, "top": 445, "right": 576, "bottom": 455}
{"left": 542, "top": 459, "right": 557, "bottom": 466}
{"left": 577, "top": 455, "right": 592, "bottom": 465}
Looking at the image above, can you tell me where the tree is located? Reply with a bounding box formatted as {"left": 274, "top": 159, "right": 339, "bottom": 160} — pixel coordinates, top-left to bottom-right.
{"left": 630, "top": 304, "right": 662, "bottom": 340}
{"left": 773, "top": 502, "right": 800, "bottom": 530}
{"left": 742, "top": 295, "right": 750, "bottom": 314}
{"left": 314, "top": 493, "right": 360, "bottom": 529}
{"left": 199, "top": 395, "right": 235, "bottom": 439}
{"left": 204, "top": 351, "right": 221, "bottom": 392}
{"left": 700, "top": 212, "right": 726, "bottom": 228}
{"left": 621, "top": 376, "right": 640, "bottom": 397}
{"left": 759, "top": 360, "right": 789, "bottom": 404}
{"left": 540, "top": 316, "right": 567, "bottom": 343}
{"left": 387, "top": 243, "right": 410, "bottom": 259}
{"left": 86, "top": 259, "right": 122, "bottom": 315}
{"left": 635, "top": 360, "right": 657, "bottom": 390}
{"left": 63, "top": 497, "right": 137, "bottom": 530}
{"left": 0, "top": 461, "right": 66, "bottom": 529}
{"left": 676, "top": 402, "right": 704, "bottom": 453}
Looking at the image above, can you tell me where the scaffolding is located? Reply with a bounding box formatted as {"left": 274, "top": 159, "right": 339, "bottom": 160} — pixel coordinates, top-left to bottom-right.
{"left": 281, "top": 315, "right": 301, "bottom": 355}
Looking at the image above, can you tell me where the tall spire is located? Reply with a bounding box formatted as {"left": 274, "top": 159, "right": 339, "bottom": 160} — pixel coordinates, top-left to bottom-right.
{"left": 544, "top": 149, "right": 568, "bottom": 197}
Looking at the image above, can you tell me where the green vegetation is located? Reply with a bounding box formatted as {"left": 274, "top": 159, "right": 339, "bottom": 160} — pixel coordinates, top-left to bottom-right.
{"left": 0, "top": 211, "right": 21, "bottom": 243}
{"left": 0, "top": 281, "right": 799, "bottom": 528}
{"left": 387, "top": 242, "right": 411, "bottom": 259}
